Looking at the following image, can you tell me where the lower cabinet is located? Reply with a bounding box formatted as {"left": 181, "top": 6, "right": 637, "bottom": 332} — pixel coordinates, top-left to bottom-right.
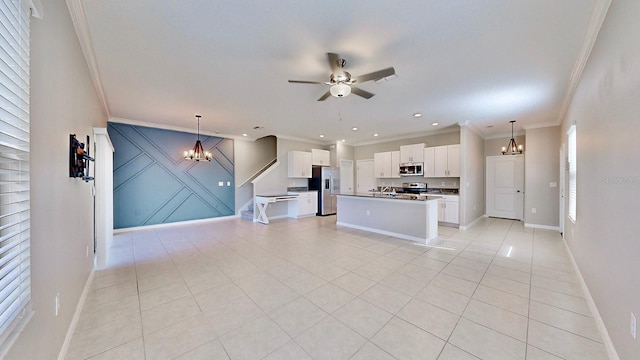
{"left": 288, "top": 191, "right": 318, "bottom": 218}
{"left": 438, "top": 195, "right": 459, "bottom": 224}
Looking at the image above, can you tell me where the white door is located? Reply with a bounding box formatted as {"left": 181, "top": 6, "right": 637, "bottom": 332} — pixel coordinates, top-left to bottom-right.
{"left": 486, "top": 155, "right": 524, "bottom": 220}
{"left": 357, "top": 159, "right": 376, "bottom": 194}
{"left": 340, "top": 159, "right": 354, "bottom": 194}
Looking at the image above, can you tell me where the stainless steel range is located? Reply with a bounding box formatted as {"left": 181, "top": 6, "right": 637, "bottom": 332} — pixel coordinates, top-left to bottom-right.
{"left": 400, "top": 182, "right": 427, "bottom": 193}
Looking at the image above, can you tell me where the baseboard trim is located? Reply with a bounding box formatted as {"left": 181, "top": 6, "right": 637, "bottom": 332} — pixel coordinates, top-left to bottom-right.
{"left": 524, "top": 223, "right": 560, "bottom": 231}
{"left": 57, "top": 269, "right": 95, "bottom": 360}
{"left": 459, "top": 215, "right": 486, "bottom": 230}
{"left": 562, "top": 238, "right": 619, "bottom": 360}
{"left": 336, "top": 222, "right": 435, "bottom": 243}
{"left": 113, "top": 215, "right": 239, "bottom": 234}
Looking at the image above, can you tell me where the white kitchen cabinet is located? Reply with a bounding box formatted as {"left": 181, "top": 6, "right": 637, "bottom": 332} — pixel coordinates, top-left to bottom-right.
{"left": 447, "top": 144, "right": 460, "bottom": 177}
{"left": 400, "top": 143, "right": 425, "bottom": 163}
{"left": 288, "top": 191, "right": 318, "bottom": 218}
{"left": 311, "top": 149, "right": 330, "bottom": 166}
{"left": 438, "top": 195, "right": 459, "bottom": 224}
{"left": 391, "top": 151, "right": 400, "bottom": 178}
{"left": 423, "top": 147, "right": 435, "bottom": 177}
{"left": 374, "top": 151, "right": 400, "bottom": 178}
{"left": 432, "top": 144, "right": 460, "bottom": 177}
{"left": 288, "top": 151, "right": 312, "bottom": 178}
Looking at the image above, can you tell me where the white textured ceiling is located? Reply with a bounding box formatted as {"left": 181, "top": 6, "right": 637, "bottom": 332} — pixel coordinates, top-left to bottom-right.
{"left": 79, "top": 0, "right": 601, "bottom": 144}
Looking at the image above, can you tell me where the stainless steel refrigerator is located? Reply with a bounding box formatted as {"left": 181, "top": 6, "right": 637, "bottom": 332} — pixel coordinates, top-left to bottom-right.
{"left": 309, "top": 167, "right": 340, "bottom": 216}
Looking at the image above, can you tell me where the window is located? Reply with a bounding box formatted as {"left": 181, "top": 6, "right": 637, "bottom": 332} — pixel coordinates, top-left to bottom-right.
{"left": 0, "top": 0, "right": 32, "bottom": 353}
{"left": 568, "top": 125, "right": 577, "bottom": 222}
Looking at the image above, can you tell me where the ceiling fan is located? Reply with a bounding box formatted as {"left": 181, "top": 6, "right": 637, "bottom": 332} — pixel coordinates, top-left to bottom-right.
{"left": 288, "top": 52, "right": 396, "bottom": 101}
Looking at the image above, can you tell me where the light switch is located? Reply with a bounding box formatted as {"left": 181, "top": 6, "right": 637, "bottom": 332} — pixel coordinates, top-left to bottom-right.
{"left": 549, "top": 182, "right": 558, "bottom": 188}
{"left": 227, "top": 181, "right": 231, "bottom": 186}
{"left": 218, "top": 181, "right": 223, "bottom": 186}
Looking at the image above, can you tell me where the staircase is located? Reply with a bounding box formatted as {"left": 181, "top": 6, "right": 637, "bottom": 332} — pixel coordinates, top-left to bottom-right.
{"left": 240, "top": 202, "right": 254, "bottom": 221}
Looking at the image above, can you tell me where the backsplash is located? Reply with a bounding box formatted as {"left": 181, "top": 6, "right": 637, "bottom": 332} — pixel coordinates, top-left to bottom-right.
{"left": 377, "top": 177, "right": 460, "bottom": 190}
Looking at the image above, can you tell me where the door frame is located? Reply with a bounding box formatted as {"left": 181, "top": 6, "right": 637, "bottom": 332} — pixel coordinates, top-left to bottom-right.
{"left": 356, "top": 159, "right": 376, "bottom": 194}
{"left": 339, "top": 159, "right": 354, "bottom": 194}
{"left": 559, "top": 144, "right": 565, "bottom": 235}
{"left": 93, "top": 128, "right": 114, "bottom": 269}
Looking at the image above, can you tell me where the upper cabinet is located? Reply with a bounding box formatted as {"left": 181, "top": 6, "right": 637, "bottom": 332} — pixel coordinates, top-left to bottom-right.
{"left": 374, "top": 151, "right": 400, "bottom": 178}
{"left": 423, "top": 147, "right": 435, "bottom": 177}
{"left": 288, "top": 151, "right": 312, "bottom": 178}
{"left": 311, "top": 149, "right": 330, "bottom": 166}
{"left": 429, "top": 144, "right": 460, "bottom": 177}
{"left": 399, "top": 143, "right": 425, "bottom": 163}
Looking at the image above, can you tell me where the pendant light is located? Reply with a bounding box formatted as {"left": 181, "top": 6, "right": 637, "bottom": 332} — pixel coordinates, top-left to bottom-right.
{"left": 183, "top": 115, "right": 212, "bottom": 161}
{"left": 501, "top": 120, "right": 523, "bottom": 155}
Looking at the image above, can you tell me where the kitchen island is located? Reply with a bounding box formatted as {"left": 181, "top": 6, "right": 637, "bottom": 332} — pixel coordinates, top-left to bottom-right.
{"left": 336, "top": 193, "right": 440, "bottom": 243}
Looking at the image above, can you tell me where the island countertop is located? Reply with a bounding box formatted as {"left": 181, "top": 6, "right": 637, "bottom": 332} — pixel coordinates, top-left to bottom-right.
{"left": 338, "top": 192, "right": 442, "bottom": 201}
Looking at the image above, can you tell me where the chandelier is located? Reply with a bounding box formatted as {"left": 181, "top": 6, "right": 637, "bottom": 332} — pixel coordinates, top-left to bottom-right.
{"left": 183, "top": 115, "right": 212, "bottom": 161}
{"left": 502, "top": 120, "right": 523, "bottom": 155}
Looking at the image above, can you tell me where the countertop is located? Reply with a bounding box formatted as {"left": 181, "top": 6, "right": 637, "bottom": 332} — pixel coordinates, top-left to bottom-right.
{"left": 338, "top": 193, "right": 442, "bottom": 202}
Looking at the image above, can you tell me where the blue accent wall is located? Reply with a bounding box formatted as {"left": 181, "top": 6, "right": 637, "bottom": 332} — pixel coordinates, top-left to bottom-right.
{"left": 108, "top": 123, "right": 234, "bottom": 229}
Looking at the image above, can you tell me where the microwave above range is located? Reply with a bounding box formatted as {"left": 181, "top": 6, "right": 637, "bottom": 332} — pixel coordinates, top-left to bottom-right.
{"left": 399, "top": 162, "right": 423, "bottom": 176}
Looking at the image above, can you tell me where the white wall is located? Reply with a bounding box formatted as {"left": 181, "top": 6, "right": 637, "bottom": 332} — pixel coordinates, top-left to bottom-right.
{"left": 253, "top": 138, "right": 321, "bottom": 217}
{"left": 460, "top": 126, "right": 485, "bottom": 227}
{"left": 234, "top": 135, "right": 277, "bottom": 212}
{"left": 524, "top": 126, "right": 560, "bottom": 228}
{"left": 5, "top": 1, "right": 107, "bottom": 358}
{"left": 560, "top": 0, "right": 640, "bottom": 358}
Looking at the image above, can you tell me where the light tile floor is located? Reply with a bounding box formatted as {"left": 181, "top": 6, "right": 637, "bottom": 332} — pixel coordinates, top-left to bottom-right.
{"left": 66, "top": 216, "right": 609, "bottom": 360}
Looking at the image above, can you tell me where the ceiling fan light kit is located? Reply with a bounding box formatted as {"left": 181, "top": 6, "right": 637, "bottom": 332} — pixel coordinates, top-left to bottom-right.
{"left": 502, "top": 120, "right": 524, "bottom": 155}
{"left": 288, "top": 52, "right": 395, "bottom": 101}
{"left": 330, "top": 83, "right": 351, "bottom": 97}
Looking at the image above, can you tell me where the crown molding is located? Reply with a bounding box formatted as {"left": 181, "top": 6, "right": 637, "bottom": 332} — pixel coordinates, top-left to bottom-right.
{"left": 108, "top": 117, "right": 252, "bottom": 141}
{"left": 66, "top": 0, "right": 110, "bottom": 118}
{"left": 272, "top": 133, "right": 326, "bottom": 146}
{"left": 522, "top": 121, "right": 560, "bottom": 130}
{"left": 555, "top": 0, "right": 611, "bottom": 125}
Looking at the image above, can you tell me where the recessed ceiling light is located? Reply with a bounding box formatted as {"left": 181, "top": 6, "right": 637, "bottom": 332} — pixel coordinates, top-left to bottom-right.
{"left": 373, "top": 133, "right": 379, "bottom": 137}
{"left": 242, "top": 133, "right": 248, "bottom": 137}
{"left": 319, "top": 134, "right": 324, "bottom": 138}
{"left": 341, "top": 139, "right": 346, "bottom": 142}
{"left": 431, "top": 122, "right": 439, "bottom": 126}
{"left": 413, "top": 113, "right": 422, "bottom": 118}
{"left": 352, "top": 127, "right": 358, "bottom": 131}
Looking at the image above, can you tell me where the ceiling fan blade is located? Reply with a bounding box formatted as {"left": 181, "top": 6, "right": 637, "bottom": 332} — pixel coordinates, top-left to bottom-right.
{"left": 317, "top": 90, "right": 331, "bottom": 101}
{"left": 351, "top": 86, "right": 375, "bottom": 99}
{"left": 354, "top": 67, "right": 396, "bottom": 83}
{"left": 288, "top": 80, "right": 325, "bottom": 84}
{"left": 327, "top": 52, "right": 344, "bottom": 76}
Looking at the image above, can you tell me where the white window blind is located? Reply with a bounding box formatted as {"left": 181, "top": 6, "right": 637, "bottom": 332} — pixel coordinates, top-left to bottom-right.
{"left": 0, "top": 0, "right": 31, "bottom": 350}
{"left": 568, "top": 125, "right": 577, "bottom": 223}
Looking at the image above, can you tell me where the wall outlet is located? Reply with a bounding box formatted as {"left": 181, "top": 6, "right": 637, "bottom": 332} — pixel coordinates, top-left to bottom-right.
{"left": 86, "top": 246, "right": 89, "bottom": 257}
{"left": 531, "top": 208, "right": 537, "bottom": 214}
{"left": 632, "top": 312, "right": 637, "bottom": 340}
{"left": 441, "top": 181, "right": 445, "bottom": 186}
{"left": 55, "top": 292, "right": 60, "bottom": 316}
{"left": 366, "top": 210, "right": 370, "bottom": 216}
